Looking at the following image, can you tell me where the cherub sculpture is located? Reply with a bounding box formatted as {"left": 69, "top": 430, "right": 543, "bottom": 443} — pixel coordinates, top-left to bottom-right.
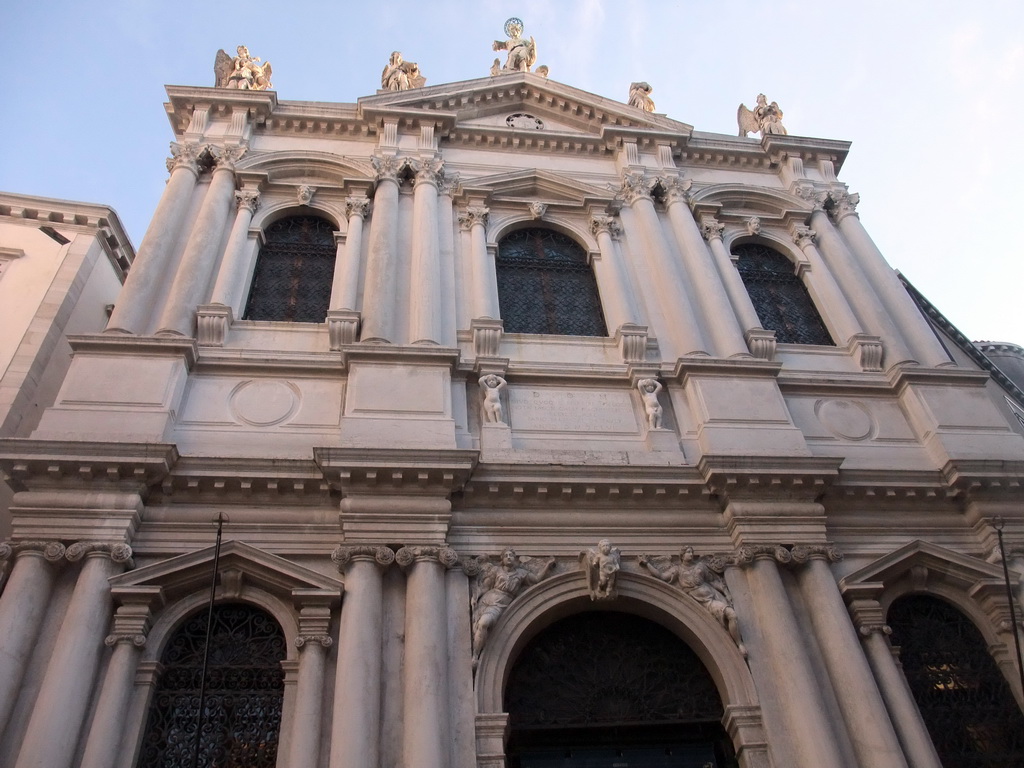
{"left": 737, "top": 94, "right": 787, "bottom": 138}
{"left": 214, "top": 45, "right": 273, "bottom": 91}
{"left": 628, "top": 82, "right": 656, "bottom": 112}
{"left": 491, "top": 17, "right": 539, "bottom": 75}
{"left": 637, "top": 378, "right": 664, "bottom": 430}
{"left": 471, "top": 548, "right": 556, "bottom": 665}
{"left": 640, "top": 547, "right": 745, "bottom": 656}
{"left": 478, "top": 374, "right": 508, "bottom": 425}
{"left": 381, "top": 51, "right": 426, "bottom": 91}
{"left": 580, "top": 539, "right": 621, "bottom": 601}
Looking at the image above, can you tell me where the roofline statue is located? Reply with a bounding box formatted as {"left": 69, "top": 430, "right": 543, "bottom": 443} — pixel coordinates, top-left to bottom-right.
{"left": 491, "top": 17, "right": 546, "bottom": 77}
{"left": 738, "top": 93, "right": 787, "bottom": 138}
{"left": 214, "top": 45, "right": 273, "bottom": 91}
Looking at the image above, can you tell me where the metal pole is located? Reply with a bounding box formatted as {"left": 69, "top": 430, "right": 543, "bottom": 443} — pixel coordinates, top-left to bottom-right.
{"left": 192, "top": 512, "right": 226, "bottom": 768}
{"left": 993, "top": 517, "right": 1024, "bottom": 703}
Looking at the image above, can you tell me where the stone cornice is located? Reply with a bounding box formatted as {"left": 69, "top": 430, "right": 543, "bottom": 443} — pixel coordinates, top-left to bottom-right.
{"left": 153, "top": 456, "right": 331, "bottom": 502}
{"left": 761, "top": 134, "right": 851, "bottom": 174}
{"left": 68, "top": 334, "right": 198, "bottom": 368}
{"left": 698, "top": 455, "right": 843, "bottom": 499}
{"left": 0, "top": 439, "right": 178, "bottom": 492}
{"left": 314, "top": 447, "right": 479, "bottom": 496}
{"left": 164, "top": 85, "right": 279, "bottom": 136}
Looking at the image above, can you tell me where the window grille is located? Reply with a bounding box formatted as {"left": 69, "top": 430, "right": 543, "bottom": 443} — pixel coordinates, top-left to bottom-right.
{"left": 496, "top": 228, "right": 607, "bottom": 336}
{"left": 137, "top": 603, "right": 286, "bottom": 768}
{"left": 243, "top": 215, "right": 336, "bottom": 322}
{"left": 733, "top": 242, "right": 834, "bottom": 345}
{"left": 888, "top": 594, "right": 1024, "bottom": 767}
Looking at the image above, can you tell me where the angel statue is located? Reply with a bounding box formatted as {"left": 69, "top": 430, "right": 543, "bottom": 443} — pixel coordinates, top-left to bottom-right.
{"left": 491, "top": 17, "right": 540, "bottom": 75}
{"left": 214, "top": 45, "right": 273, "bottom": 91}
{"left": 471, "top": 548, "right": 556, "bottom": 665}
{"left": 737, "top": 94, "right": 787, "bottom": 138}
{"left": 579, "top": 538, "right": 621, "bottom": 601}
{"left": 628, "top": 82, "right": 656, "bottom": 112}
{"left": 639, "top": 546, "right": 746, "bottom": 656}
{"left": 381, "top": 51, "right": 426, "bottom": 91}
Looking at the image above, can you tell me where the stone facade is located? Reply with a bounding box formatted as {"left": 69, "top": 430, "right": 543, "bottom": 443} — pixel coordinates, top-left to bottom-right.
{"left": 0, "top": 66, "right": 1023, "bottom": 768}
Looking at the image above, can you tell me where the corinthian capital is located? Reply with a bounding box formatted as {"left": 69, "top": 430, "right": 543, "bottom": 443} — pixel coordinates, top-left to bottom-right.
{"left": 371, "top": 154, "right": 409, "bottom": 183}
{"left": 614, "top": 170, "right": 655, "bottom": 205}
{"left": 210, "top": 145, "right": 247, "bottom": 172}
{"left": 699, "top": 216, "right": 725, "bottom": 242}
{"left": 165, "top": 142, "right": 205, "bottom": 174}
{"left": 659, "top": 175, "right": 693, "bottom": 204}
{"left": 825, "top": 189, "right": 860, "bottom": 222}
{"left": 235, "top": 190, "right": 261, "bottom": 213}
{"left": 410, "top": 156, "right": 445, "bottom": 187}
{"left": 589, "top": 214, "right": 621, "bottom": 239}
{"left": 791, "top": 225, "right": 817, "bottom": 249}
{"left": 458, "top": 205, "right": 489, "bottom": 231}
{"left": 344, "top": 196, "right": 371, "bottom": 220}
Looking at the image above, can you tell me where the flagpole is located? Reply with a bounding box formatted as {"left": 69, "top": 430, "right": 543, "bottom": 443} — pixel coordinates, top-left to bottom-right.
{"left": 993, "top": 517, "right": 1024, "bottom": 701}
{"left": 192, "top": 512, "right": 226, "bottom": 768}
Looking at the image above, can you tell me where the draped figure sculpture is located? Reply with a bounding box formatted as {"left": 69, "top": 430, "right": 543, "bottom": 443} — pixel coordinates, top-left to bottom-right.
{"left": 628, "top": 82, "right": 656, "bottom": 112}
{"left": 738, "top": 94, "right": 787, "bottom": 138}
{"left": 214, "top": 45, "right": 273, "bottom": 91}
{"left": 491, "top": 17, "right": 541, "bottom": 75}
{"left": 381, "top": 51, "right": 426, "bottom": 91}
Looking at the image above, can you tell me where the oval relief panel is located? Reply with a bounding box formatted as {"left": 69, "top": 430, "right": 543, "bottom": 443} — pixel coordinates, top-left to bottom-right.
{"left": 814, "top": 398, "right": 875, "bottom": 441}
{"left": 229, "top": 380, "right": 300, "bottom": 427}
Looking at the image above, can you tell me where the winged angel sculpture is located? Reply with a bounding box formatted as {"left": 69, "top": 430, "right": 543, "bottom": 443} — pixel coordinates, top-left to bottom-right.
{"left": 214, "top": 45, "right": 273, "bottom": 91}
{"left": 470, "top": 548, "right": 556, "bottom": 665}
{"left": 737, "top": 94, "right": 787, "bottom": 138}
{"left": 491, "top": 17, "right": 540, "bottom": 75}
{"left": 579, "top": 539, "right": 621, "bottom": 600}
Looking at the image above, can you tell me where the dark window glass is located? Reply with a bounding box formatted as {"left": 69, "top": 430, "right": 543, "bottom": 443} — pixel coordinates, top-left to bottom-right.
{"left": 506, "top": 612, "right": 736, "bottom": 768}
{"left": 244, "top": 216, "right": 336, "bottom": 322}
{"left": 733, "top": 242, "right": 834, "bottom": 345}
{"left": 888, "top": 594, "right": 1024, "bottom": 767}
{"left": 137, "top": 603, "right": 286, "bottom": 768}
{"left": 496, "top": 228, "right": 607, "bottom": 336}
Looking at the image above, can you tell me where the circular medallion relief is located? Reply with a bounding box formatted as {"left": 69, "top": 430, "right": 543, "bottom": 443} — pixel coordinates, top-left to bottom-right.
{"left": 506, "top": 113, "right": 544, "bottom": 130}
{"left": 815, "top": 398, "right": 875, "bottom": 441}
{"left": 229, "top": 380, "right": 300, "bottom": 427}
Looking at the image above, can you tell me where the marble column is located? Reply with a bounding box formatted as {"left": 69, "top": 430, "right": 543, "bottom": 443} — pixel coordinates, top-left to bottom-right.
{"left": 360, "top": 156, "right": 404, "bottom": 342}
{"left": 330, "top": 196, "right": 370, "bottom": 312}
{"left": 78, "top": 588, "right": 159, "bottom": 768}
{"left": 156, "top": 146, "right": 245, "bottom": 336}
{"left": 460, "top": 206, "right": 499, "bottom": 320}
{"left": 661, "top": 178, "right": 748, "bottom": 358}
{"left": 0, "top": 541, "right": 65, "bottom": 741}
{"left": 436, "top": 177, "right": 459, "bottom": 346}
{"left": 790, "top": 225, "right": 866, "bottom": 345}
{"left": 14, "top": 543, "right": 131, "bottom": 768}
{"left": 328, "top": 546, "right": 393, "bottom": 768}
{"left": 810, "top": 207, "right": 916, "bottom": 367}
{"left": 400, "top": 546, "right": 456, "bottom": 768}
{"left": 795, "top": 550, "right": 908, "bottom": 768}
{"left": 289, "top": 598, "right": 335, "bottom": 768}
{"left": 828, "top": 191, "right": 949, "bottom": 367}
{"left": 699, "top": 217, "right": 763, "bottom": 333}
{"left": 410, "top": 158, "right": 444, "bottom": 345}
{"left": 739, "top": 548, "right": 847, "bottom": 768}
{"left": 859, "top": 623, "right": 943, "bottom": 768}
{"left": 107, "top": 143, "right": 204, "bottom": 335}
{"left": 589, "top": 214, "right": 639, "bottom": 331}
{"left": 617, "top": 172, "right": 707, "bottom": 358}
{"left": 208, "top": 189, "right": 261, "bottom": 311}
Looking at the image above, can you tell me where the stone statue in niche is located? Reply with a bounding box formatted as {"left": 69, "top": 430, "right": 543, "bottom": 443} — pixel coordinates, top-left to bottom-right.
{"left": 491, "top": 17, "right": 540, "bottom": 75}
{"left": 471, "top": 548, "right": 556, "bottom": 665}
{"left": 628, "top": 82, "right": 656, "bottom": 112}
{"left": 637, "top": 378, "right": 664, "bottom": 430}
{"left": 737, "top": 94, "right": 787, "bottom": 138}
{"left": 640, "top": 547, "right": 746, "bottom": 656}
{"left": 214, "top": 45, "right": 273, "bottom": 91}
{"left": 381, "top": 51, "right": 426, "bottom": 91}
{"left": 580, "top": 539, "right": 621, "bottom": 601}
{"left": 478, "top": 374, "right": 508, "bottom": 424}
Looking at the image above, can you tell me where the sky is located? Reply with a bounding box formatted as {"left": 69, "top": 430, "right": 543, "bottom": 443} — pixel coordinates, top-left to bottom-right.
{"left": 2, "top": 0, "right": 1022, "bottom": 344}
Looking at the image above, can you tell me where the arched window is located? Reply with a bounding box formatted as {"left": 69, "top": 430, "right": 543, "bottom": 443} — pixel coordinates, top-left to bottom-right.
{"left": 496, "top": 228, "right": 607, "bottom": 336}
{"left": 137, "top": 603, "right": 286, "bottom": 768}
{"left": 243, "top": 215, "right": 336, "bottom": 322}
{"left": 888, "top": 594, "right": 1024, "bottom": 767}
{"left": 505, "top": 612, "right": 736, "bottom": 767}
{"left": 733, "top": 242, "right": 834, "bottom": 345}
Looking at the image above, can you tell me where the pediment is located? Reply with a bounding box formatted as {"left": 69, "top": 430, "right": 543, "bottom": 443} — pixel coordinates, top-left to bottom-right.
{"left": 238, "top": 150, "right": 375, "bottom": 186}
{"left": 360, "top": 72, "right": 693, "bottom": 144}
{"left": 109, "top": 540, "right": 343, "bottom": 602}
{"left": 839, "top": 539, "right": 1009, "bottom": 594}
{"left": 462, "top": 168, "right": 614, "bottom": 207}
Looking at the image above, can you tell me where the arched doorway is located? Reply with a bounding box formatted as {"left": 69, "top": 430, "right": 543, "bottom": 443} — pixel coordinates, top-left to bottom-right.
{"left": 504, "top": 611, "right": 737, "bottom": 768}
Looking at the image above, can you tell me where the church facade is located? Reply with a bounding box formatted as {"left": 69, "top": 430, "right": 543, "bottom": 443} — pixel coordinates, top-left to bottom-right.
{"left": 1, "top": 39, "right": 1024, "bottom": 768}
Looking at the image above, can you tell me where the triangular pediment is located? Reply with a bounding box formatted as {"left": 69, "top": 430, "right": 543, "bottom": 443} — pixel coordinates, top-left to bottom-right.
{"left": 461, "top": 168, "right": 614, "bottom": 207}
{"left": 109, "top": 540, "right": 343, "bottom": 602}
{"left": 839, "top": 539, "right": 1010, "bottom": 594}
{"left": 360, "top": 72, "right": 693, "bottom": 142}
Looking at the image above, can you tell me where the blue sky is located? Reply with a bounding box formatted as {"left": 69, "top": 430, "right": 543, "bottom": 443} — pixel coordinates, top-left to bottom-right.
{"left": 3, "top": 0, "right": 1022, "bottom": 344}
